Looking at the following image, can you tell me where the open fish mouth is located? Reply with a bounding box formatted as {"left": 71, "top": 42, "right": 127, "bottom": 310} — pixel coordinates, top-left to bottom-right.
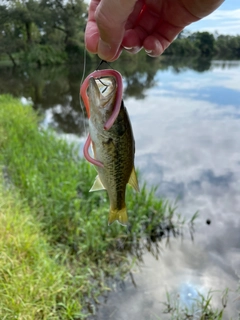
{"left": 80, "top": 69, "right": 123, "bottom": 130}
{"left": 95, "top": 76, "right": 116, "bottom": 97}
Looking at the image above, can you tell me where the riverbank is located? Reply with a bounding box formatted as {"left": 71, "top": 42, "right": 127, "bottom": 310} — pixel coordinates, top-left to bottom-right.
{"left": 0, "top": 174, "right": 78, "bottom": 318}
{"left": 0, "top": 94, "right": 186, "bottom": 318}
{"left": 1, "top": 94, "right": 233, "bottom": 319}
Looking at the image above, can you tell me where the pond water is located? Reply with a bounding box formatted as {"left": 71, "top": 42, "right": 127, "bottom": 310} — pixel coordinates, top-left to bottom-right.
{"left": 1, "top": 57, "right": 240, "bottom": 318}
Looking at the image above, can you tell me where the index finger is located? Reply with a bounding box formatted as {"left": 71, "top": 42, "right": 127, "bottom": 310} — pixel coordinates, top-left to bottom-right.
{"left": 85, "top": 0, "right": 137, "bottom": 61}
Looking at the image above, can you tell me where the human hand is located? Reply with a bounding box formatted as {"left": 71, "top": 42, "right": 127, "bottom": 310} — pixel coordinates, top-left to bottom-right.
{"left": 85, "top": 0, "right": 224, "bottom": 62}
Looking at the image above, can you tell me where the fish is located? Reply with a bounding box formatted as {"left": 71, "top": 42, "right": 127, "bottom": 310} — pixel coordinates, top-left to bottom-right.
{"left": 86, "top": 75, "right": 139, "bottom": 226}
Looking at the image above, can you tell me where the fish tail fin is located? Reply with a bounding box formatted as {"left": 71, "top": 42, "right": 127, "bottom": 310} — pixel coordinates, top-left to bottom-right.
{"left": 108, "top": 207, "right": 128, "bottom": 226}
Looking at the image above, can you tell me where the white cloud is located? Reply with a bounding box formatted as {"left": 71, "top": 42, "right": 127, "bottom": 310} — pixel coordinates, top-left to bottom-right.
{"left": 189, "top": 23, "right": 240, "bottom": 36}
{"left": 204, "top": 8, "right": 240, "bottom": 21}
{"left": 167, "top": 65, "right": 240, "bottom": 92}
{"left": 186, "top": 8, "right": 240, "bottom": 35}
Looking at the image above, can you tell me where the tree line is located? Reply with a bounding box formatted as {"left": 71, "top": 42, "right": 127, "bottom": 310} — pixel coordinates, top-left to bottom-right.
{"left": 0, "top": 0, "right": 240, "bottom": 67}
{"left": 0, "top": 0, "right": 87, "bottom": 66}
{"left": 165, "top": 30, "right": 240, "bottom": 59}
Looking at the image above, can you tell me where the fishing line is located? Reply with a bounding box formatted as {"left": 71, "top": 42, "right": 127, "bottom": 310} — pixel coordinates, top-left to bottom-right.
{"left": 95, "top": 59, "right": 106, "bottom": 70}
{"left": 96, "top": 60, "right": 114, "bottom": 95}
{"left": 95, "top": 59, "right": 112, "bottom": 70}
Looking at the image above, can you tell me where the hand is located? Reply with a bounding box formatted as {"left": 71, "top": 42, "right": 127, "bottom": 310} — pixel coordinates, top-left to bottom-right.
{"left": 85, "top": 0, "right": 224, "bottom": 62}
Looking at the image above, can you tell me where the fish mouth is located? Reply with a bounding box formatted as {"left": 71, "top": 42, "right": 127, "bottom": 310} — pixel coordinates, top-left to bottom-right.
{"left": 94, "top": 76, "right": 117, "bottom": 98}
{"left": 88, "top": 76, "right": 117, "bottom": 114}
{"left": 90, "top": 73, "right": 122, "bottom": 130}
{"left": 80, "top": 69, "right": 123, "bottom": 130}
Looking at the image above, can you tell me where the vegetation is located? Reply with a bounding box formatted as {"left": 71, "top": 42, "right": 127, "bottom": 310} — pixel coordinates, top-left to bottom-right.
{"left": 0, "top": 0, "right": 239, "bottom": 66}
{"left": 0, "top": 94, "right": 194, "bottom": 318}
{"left": 0, "top": 0, "right": 89, "bottom": 66}
{"left": 0, "top": 174, "right": 83, "bottom": 319}
{"left": 164, "top": 31, "right": 240, "bottom": 59}
{"left": 158, "top": 290, "right": 229, "bottom": 320}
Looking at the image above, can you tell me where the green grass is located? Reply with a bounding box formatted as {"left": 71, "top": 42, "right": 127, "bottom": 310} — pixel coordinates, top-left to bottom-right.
{"left": 158, "top": 290, "right": 229, "bottom": 320}
{"left": 0, "top": 94, "right": 196, "bottom": 318}
{"left": 0, "top": 175, "right": 86, "bottom": 319}
{"left": 0, "top": 94, "right": 185, "bottom": 257}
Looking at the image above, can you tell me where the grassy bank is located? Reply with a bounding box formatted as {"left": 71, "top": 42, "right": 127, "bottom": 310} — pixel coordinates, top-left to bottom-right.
{"left": 0, "top": 94, "right": 184, "bottom": 318}
{"left": 0, "top": 176, "right": 84, "bottom": 319}
{"left": 0, "top": 95, "right": 228, "bottom": 319}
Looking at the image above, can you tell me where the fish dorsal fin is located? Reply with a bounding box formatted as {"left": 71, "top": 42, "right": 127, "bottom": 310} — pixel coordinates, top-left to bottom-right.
{"left": 128, "top": 167, "right": 139, "bottom": 192}
{"left": 89, "top": 175, "right": 106, "bottom": 192}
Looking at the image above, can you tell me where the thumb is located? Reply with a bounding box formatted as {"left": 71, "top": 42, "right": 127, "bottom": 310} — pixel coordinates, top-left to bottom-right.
{"left": 95, "top": 0, "right": 137, "bottom": 61}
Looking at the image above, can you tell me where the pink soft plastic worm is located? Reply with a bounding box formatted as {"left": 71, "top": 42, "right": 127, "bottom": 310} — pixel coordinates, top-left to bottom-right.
{"left": 80, "top": 69, "right": 123, "bottom": 129}
{"left": 80, "top": 69, "right": 123, "bottom": 167}
{"left": 83, "top": 134, "right": 104, "bottom": 168}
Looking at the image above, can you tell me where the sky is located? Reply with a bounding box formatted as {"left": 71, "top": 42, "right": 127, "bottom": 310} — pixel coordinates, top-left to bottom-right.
{"left": 185, "top": 1, "right": 240, "bottom": 35}
{"left": 84, "top": 0, "right": 240, "bottom": 36}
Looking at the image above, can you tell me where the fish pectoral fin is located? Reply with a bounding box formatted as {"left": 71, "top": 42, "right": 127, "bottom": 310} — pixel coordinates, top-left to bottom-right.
{"left": 128, "top": 167, "right": 140, "bottom": 192}
{"left": 89, "top": 175, "right": 106, "bottom": 192}
{"left": 108, "top": 207, "right": 128, "bottom": 226}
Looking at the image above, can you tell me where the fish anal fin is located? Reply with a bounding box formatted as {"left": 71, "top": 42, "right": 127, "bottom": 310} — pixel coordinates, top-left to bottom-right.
{"left": 89, "top": 175, "right": 106, "bottom": 192}
{"left": 108, "top": 207, "right": 128, "bottom": 226}
{"left": 128, "top": 167, "right": 140, "bottom": 192}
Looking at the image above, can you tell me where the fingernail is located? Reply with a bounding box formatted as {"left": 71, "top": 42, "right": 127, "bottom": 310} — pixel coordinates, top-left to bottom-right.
{"left": 123, "top": 46, "right": 133, "bottom": 50}
{"left": 145, "top": 49, "right": 152, "bottom": 54}
{"left": 98, "top": 39, "right": 111, "bottom": 60}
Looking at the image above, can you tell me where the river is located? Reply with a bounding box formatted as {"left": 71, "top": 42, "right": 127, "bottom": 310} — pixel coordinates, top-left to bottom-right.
{"left": 1, "top": 57, "right": 240, "bottom": 319}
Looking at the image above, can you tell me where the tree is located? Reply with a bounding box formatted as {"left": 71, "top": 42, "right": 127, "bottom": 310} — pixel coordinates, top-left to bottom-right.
{"left": 0, "top": 0, "right": 88, "bottom": 65}
{"left": 192, "top": 32, "right": 215, "bottom": 57}
{"left": 215, "top": 35, "right": 240, "bottom": 59}
{"left": 40, "top": 0, "right": 87, "bottom": 43}
{"left": 4, "top": 0, "right": 46, "bottom": 44}
{"left": 0, "top": 5, "right": 26, "bottom": 66}
{"left": 40, "top": 0, "right": 87, "bottom": 61}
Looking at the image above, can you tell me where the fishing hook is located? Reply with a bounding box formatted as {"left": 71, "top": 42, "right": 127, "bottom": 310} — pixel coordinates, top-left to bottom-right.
{"left": 97, "top": 77, "right": 109, "bottom": 94}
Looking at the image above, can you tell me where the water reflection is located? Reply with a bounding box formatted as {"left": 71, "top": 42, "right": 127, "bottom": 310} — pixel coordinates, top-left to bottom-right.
{"left": 0, "top": 56, "right": 214, "bottom": 133}
{"left": 117, "top": 60, "right": 240, "bottom": 319}
{"left": 94, "top": 238, "right": 239, "bottom": 319}
{"left": 1, "top": 58, "right": 240, "bottom": 318}
{"left": 0, "top": 65, "right": 91, "bottom": 135}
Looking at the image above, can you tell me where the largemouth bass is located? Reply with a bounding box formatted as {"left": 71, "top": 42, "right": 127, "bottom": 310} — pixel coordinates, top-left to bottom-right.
{"left": 86, "top": 74, "right": 139, "bottom": 226}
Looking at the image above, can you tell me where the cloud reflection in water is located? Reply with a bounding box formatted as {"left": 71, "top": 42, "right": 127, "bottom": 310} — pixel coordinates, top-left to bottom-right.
{"left": 96, "top": 61, "right": 240, "bottom": 319}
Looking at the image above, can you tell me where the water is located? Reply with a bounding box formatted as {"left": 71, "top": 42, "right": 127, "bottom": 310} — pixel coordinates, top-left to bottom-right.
{"left": 1, "top": 58, "right": 240, "bottom": 318}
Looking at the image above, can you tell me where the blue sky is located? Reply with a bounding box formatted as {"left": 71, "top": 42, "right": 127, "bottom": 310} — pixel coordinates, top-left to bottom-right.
{"left": 84, "top": 0, "right": 240, "bottom": 36}
{"left": 185, "top": 1, "right": 240, "bottom": 35}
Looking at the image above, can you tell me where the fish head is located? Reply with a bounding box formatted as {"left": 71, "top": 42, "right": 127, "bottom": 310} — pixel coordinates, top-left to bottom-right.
{"left": 87, "top": 76, "right": 117, "bottom": 124}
